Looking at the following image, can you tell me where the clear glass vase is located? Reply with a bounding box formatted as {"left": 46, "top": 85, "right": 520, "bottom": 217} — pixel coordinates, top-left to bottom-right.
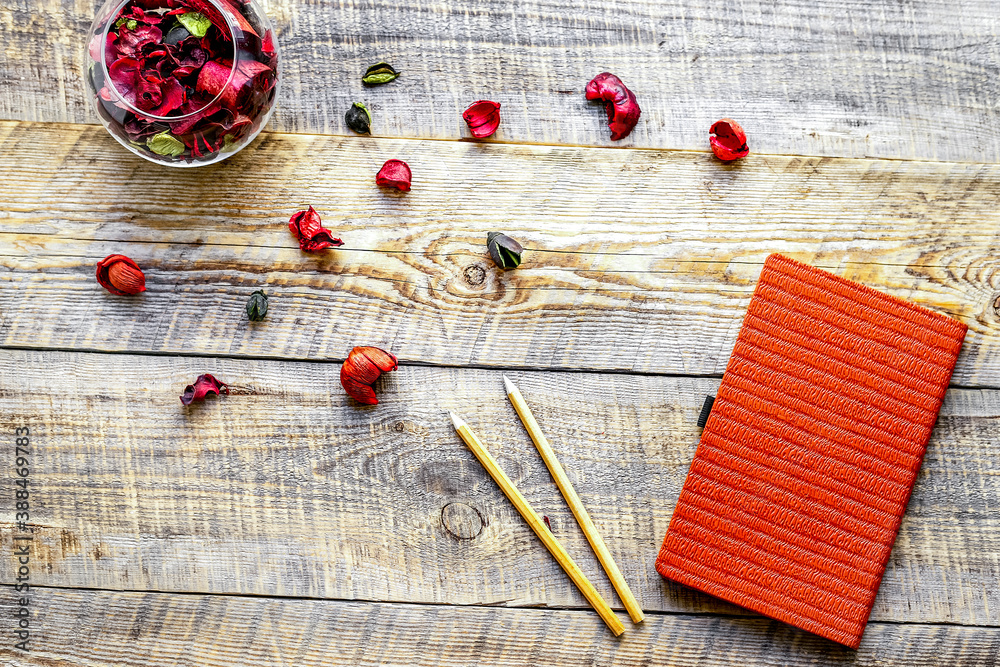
{"left": 84, "top": 0, "right": 280, "bottom": 167}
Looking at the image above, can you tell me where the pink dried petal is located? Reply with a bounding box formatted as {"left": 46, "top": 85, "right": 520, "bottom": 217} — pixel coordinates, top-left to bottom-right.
{"left": 180, "top": 373, "right": 229, "bottom": 405}
{"left": 462, "top": 100, "right": 501, "bottom": 139}
{"left": 585, "top": 72, "right": 641, "bottom": 141}
{"left": 709, "top": 118, "right": 749, "bottom": 161}
{"left": 375, "top": 159, "right": 411, "bottom": 191}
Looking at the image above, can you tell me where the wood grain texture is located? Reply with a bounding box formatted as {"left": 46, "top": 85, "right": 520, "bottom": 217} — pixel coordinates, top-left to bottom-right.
{"left": 0, "top": 349, "right": 997, "bottom": 626}
{"left": 2, "top": 122, "right": 998, "bottom": 385}
{"left": 2, "top": 590, "right": 999, "bottom": 666}
{"left": 3, "top": 0, "right": 1000, "bottom": 160}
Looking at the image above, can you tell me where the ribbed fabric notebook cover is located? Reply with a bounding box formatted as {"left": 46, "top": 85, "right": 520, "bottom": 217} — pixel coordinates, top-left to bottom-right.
{"left": 655, "top": 254, "right": 968, "bottom": 648}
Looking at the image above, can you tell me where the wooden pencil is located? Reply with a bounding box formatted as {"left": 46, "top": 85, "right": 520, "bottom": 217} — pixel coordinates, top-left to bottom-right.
{"left": 503, "top": 376, "right": 645, "bottom": 624}
{"left": 449, "top": 411, "right": 625, "bottom": 637}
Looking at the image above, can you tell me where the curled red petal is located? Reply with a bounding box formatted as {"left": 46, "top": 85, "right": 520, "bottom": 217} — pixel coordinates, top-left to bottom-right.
{"left": 288, "top": 206, "right": 344, "bottom": 253}
{"left": 375, "top": 159, "right": 411, "bottom": 191}
{"left": 180, "top": 373, "right": 230, "bottom": 405}
{"left": 585, "top": 72, "right": 641, "bottom": 141}
{"left": 116, "top": 24, "right": 163, "bottom": 59}
{"left": 340, "top": 346, "right": 398, "bottom": 405}
{"left": 462, "top": 100, "right": 501, "bottom": 139}
{"left": 709, "top": 118, "right": 749, "bottom": 161}
{"left": 96, "top": 254, "right": 146, "bottom": 295}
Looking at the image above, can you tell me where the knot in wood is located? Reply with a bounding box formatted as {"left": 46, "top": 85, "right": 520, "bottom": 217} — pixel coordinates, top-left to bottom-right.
{"left": 993, "top": 293, "right": 1000, "bottom": 318}
{"left": 463, "top": 263, "right": 487, "bottom": 286}
{"left": 394, "top": 421, "right": 405, "bottom": 433}
{"left": 441, "top": 502, "right": 485, "bottom": 540}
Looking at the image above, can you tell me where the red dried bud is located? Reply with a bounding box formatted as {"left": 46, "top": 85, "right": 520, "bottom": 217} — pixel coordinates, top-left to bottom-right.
{"left": 375, "top": 159, "right": 412, "bottom": 191}
{"left": 585, "top": 73, "right": 641, "bottom": 141}
{"left": 340, "top": 346, "right": 398, "bottom": 405}
{"left": 462, "top": 100, "right": 501, "bottom": 139}
{"left": 710, "top": 118, "right": 749, "bottom": 161}
{"left": 288, "top": 206, "right": 344, "bottom": 253}
{"left": 180, "top": 373, "right": 229, "bottom": 405}
{"left": 96, "top": 254, "right": 146, "bottom": 295}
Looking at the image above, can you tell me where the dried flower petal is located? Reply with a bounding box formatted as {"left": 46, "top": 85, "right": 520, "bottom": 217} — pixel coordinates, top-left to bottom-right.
{"left": 180, "top": 373, "right": 229, "bottom": 405}
{"left": 340, "top": 346, "right": 398, "bottom": 405}
{"left": 375, "top": 159, "right": 411, "bottom": 191}
{"left": 709, "top": 118, "right": 749, "bottom": 161}
{"left": 96, "top": 254, "right": 147, "bottom": 295}
{"left": 462, "top": 100, "right": 501, "bottom": 139}
{"left": 196, "top": 58, "right": 272, "bottom": 111}
{"left": 246, "top": 289, "right": 268, "bottom": 321}
{"left": 345, "top": 102, "right": 371, "bottom": 134}
{"left": 362, "top": 62, "right": 400, "bottom": 86}
{"left": 288, "top": 206, "right": 344, "bottom": 253}
{"left": 487, "top": 232, "right": 523, "bottom": 270}
{"left": 585, "top": 72, "right": 641, "bottom": 141}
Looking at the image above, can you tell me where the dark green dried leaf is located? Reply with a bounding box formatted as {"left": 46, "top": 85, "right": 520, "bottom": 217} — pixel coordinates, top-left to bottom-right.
{"left": 345, "top": 102, "right": 371, "bottom": 134}
{"left": 362, "top": 62, "right": 400, "bottom": 86}
{"left": 487, "top": 232, "right": 523, "bottom": 270}
{"left": 246, "top": 290, "right": 269, "bottom": 321}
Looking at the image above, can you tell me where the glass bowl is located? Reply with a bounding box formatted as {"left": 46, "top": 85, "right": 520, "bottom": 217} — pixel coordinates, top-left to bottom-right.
{"left": 84, "top": 0, "right": 280, "bottom": 167}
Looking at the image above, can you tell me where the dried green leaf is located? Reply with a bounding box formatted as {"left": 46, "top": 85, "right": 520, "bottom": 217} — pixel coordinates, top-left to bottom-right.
{"left": 177, "top": 11, "right": 212, "bottom": 38}
{"left": 362, "top": 62, "right": 400, "bottom": 86}
{"left": 146, "top": 131, "right": 185, "bottom": 157}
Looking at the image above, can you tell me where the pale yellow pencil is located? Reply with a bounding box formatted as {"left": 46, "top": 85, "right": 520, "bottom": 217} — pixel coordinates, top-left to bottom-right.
{"left": 449, "top": 411, "right": 625, "bottom": 637}
{"left": 503, "top": 376, "right": 645, "bottom": 624}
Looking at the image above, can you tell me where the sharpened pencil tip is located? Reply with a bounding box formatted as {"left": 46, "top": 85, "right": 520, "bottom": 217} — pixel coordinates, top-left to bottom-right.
{"left": 503, "top": 375, "right": 517, "bottom": 395}
{"left": 449, "top": 411, "right": 467, "bottom": 430}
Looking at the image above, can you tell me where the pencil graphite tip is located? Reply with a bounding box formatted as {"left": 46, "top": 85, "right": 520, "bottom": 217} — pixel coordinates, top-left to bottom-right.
{"left": 449, "top": 411, "right": 467, "bottom": 430}
{"left": 503, "top": 375, "right": 517, "bottom": 395}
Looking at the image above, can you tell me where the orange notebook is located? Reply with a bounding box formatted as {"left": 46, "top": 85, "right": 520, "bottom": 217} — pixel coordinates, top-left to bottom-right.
{"left": 655, "top": 254, "right": 967, "bottom": 648}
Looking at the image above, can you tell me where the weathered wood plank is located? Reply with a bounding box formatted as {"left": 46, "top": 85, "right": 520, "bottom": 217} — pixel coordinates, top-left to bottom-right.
{"left": 2, "top": 122, "right": 998, "bottom": 385}
{"left": 2, "top": 0, "right": 1000, "bottom": 160}
{"left": 0, "top": 350, "right": 997, "bottom": 625}
{"left": 1, "top": 589, "right": 998, "bottom": 666}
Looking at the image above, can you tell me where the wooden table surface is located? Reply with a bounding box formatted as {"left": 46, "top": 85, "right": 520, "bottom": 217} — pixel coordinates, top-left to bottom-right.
{"left": 2, "top": 0, "right": 999, "bottom": 664}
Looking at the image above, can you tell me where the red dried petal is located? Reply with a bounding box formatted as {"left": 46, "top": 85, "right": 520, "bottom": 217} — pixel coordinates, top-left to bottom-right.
{"left": 196, "top": 58, "right": 272, "bottom": 110}
{"left": 288, "top": 206, "right": 344, "bottom": 253}
{"left": 108, "top": 57, "right": 142, "bottom": 104}
{"left": 180, "top": 373, "right": 229, "bottom": 405}
{"left": 116, "top": 24, "right": 164, "bottom": 59}
{"left": 585, "top": 72, "right": 641, "bottom": 141}
{"left": 710, "top": 118, "right": 749, "bottom": 161}
{"left": 340, "top": 346, "right": 398, "bottom": 405}
{"left": 186, "top": 0, "right": 259, "bottom": 40}
{"left": 462, "top": 100, "right": 501, "bottom": 139}
{"left": 96, "top": 254, "right": 146, "bottom": 295}
{"left": 375, "top": 159, "right": 411, "bottom": 191}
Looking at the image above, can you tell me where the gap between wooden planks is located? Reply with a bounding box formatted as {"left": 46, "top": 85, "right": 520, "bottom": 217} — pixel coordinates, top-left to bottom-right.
{"left": 0, "top": 349, "right": 996, "bottom": 626}
{"left": 1, "top": 122, "right": 998, "bottom": 386}
{"left": 0, "top": 587, "right": 998, "bottom": 667}
{"left": 3, "top": 0, "right": 1000, "bottom": 161}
